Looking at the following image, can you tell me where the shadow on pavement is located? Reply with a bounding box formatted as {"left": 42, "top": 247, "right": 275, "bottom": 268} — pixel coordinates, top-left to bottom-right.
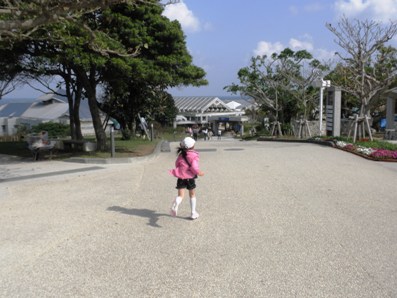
{"left": 107, "top": 206, "right": 172, "bottom": 228}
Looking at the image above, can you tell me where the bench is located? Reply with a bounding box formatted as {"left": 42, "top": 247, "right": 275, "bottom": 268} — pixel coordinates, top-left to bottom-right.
{"left": 62, "top": 140, "right": 97, "bottom": 152}
{"left": 27, "top": 136, "right": 56, "bottom": 161}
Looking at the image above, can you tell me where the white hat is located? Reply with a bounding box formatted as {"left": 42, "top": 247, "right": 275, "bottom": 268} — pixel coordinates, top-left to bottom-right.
{"left": 181, "top": 137, "right": 195, "bottom": 149}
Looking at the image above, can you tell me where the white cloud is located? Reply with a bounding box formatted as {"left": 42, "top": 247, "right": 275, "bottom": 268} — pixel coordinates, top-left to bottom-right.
{"left": 289, "top": 38, "right": 314, "bottom": 51}
{"left": 334, "top": 0, "right": 370, "bottom": 16}
{"left": 253, "top": 38, "right": 336, "bottom": 63}
{"left": 304, "top": 3, "right": 326, "bottom": 12}
{"left": 314, "top": 48, "right": 337, "bottom": 62}
{"left": 335, "top": 0, "right": 397, "bottom": 21}
{"left": 162, "top": 1, "right": 201, "bottom": 32}
{"left": 253, "top": 37, "right": 314, "bottom": 57}
{"left": 253, "top": 41, "right": 284, "bottom": 56}
{"left": 371, "top": 0, "right": 397, "bottom": 21}
{"left": 289, "top": 5, "right": 299, "bottom": 15}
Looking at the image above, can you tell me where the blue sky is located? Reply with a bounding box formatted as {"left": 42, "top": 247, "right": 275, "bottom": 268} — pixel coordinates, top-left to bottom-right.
{"left": 5, "top": 0, "right": 397, "bottom": 99}
{"left": 164, "top": 0, "right": 397, "bottom": 96}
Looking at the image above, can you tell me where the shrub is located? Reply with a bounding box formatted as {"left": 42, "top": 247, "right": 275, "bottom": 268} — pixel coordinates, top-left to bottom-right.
{"left": 31, "top": 122, "right": 69, "bottom": 138}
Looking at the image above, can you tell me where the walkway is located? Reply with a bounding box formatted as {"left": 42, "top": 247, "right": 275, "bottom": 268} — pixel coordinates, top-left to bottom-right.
{"left": 1, "top": 138, "right": 397, "bottom": 297}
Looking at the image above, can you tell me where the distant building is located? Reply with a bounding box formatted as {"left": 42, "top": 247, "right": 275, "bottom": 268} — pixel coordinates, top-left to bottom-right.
{"left": 173, "top": 96, "right": 240, "bottom": 125}
{"left": 221, "top": 96, "right": 257, "bottom": 112}
{"left": 172, "top": 96, "right": 253, "bottom": 134}
{"left": 0, "top": 89, "right": 94, "bottom": 136}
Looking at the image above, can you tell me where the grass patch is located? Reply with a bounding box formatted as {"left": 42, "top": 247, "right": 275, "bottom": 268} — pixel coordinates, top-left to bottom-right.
{"left": 321, "top": 136, "right": 397, "bottom": 150}
{"left": 0, "top": 137, "right": 159, "bottom": 160}
{"left": 0, "top": 141, "right": 33, "bottom": 158}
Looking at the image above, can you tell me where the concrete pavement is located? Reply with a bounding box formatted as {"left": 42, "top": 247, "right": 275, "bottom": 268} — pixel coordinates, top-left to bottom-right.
{"left": 1, "top": 138, "right": 397, "bottom": 297}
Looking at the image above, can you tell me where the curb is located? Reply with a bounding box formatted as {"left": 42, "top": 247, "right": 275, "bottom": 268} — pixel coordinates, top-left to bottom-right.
{"left": 257, "top": 137, "right": 335, "bottom": 147}
{"left": 65, "top": 140, "right": 170, "bottom": 164}
{"left": 257, "top": 137, "right": 397, "bottom": 162}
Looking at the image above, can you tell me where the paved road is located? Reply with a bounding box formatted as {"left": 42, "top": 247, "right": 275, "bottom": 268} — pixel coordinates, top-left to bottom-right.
{"left": 1, "top": 139, "right": 397, "bottom": 297}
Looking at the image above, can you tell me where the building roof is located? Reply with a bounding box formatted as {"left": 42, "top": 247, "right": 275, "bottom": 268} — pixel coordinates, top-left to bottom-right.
{"left": 0, "top": 103, "right": 32, "bottom": 117}
{"left": 220, "top": 96, "right": 256, "bottom": 110}
{"left": 22, "top": 100, "right": 69, "bottom": 120}
{"left": 0, "top": 89, "right": 92, "bottom": 121}
{"left": 173, "top": 96, "right": 232, "bottom": 113}
{"left": 225, "top": 101, "right": 241, "bottom": 110}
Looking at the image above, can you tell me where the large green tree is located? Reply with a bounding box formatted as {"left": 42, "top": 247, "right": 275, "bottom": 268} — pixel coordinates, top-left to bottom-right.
{"left": 99, "top": 1, "right": 207, "bottom": 137}
{"left": 1, "top": 0, "right": 204, "bottom": 149}
{"left": 0, "top": 42, "right": 24, "bottom": 98}
{"left": 225, "top": 55, "right": 285, "bottom": 122}
{"left": 276, "top": 48, "right": 328, "bottom": 120}
{"left": 225, "top": 48, "right": 327, "bottom": 130}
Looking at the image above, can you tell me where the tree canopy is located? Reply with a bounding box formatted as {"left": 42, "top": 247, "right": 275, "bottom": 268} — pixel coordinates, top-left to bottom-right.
{"left": 225, "top": 48, "right": 327, "bottom": 125}
{"left": 99, "top": 2, "right": 207, "bottom": 138}
{"left": 0, "top": 0, "right": 206, "bottom": 149}
{"left": 0, "top": 0, "right": 178, "bottom": 41}
{"left": 326, "top": 16, "right": 397, "bottom": 116}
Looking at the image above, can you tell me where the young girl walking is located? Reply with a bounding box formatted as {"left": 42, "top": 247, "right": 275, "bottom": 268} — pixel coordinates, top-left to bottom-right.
{"left": 169, "top": 137, "right": 204, "bottom": 219}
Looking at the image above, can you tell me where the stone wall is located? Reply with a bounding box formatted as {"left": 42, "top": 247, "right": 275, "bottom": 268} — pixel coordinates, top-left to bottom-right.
{"left": 291, "top": 120, "right": 323, "bottom": 137}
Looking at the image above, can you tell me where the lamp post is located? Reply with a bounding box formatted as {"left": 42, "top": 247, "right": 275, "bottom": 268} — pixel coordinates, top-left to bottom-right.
{"left": 318, "top": 79, "right": 331, "bottom": 136}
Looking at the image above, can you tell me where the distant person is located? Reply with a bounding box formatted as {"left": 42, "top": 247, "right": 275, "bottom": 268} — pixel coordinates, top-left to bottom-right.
{"left": 217, "top": 129, "right": 222, "bottom": 140}
{"left": 208, "top": 128, "right": 213, "bottom": 140}
{"left": 202, "top": 127, "right": 208, "bottom": 141}
{"left": 169, "top": 137, "right": 204, "bottom": 220}
{"left": 192, "top": 125, "right": 199, "bottom": 141}
{"left": 29, "top": 131, "right": 51, "bottom": 161}
{"left": 32, "top": 131, "right": 49, "bottom": 148}
{"left": 40, "top": 131, "right": 50, "bottom": 145}
{"left": 185, "top": 126, "right": 193, "bottom": 137}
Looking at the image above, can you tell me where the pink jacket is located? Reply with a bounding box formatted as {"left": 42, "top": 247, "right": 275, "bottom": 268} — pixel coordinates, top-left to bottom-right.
{"left": 169, "top": 150, "right": 200, "bottom": 179}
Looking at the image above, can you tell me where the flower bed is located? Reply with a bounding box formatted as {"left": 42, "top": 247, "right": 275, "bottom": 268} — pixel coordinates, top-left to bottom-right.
{"left": 334, "top": 140, "right": 397, "bottom": 162}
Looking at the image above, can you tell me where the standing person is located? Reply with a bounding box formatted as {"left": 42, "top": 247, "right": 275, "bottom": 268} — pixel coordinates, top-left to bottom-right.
{"left": 185, "top": 126, "right": 193, "bottom": 137}
{"left": 208, "top": 128, "right": 213, "bottom": 140}
{"left": 202, "top": 127, "right": 208, "bottom": 141}
{"left": 169, "top": 137, "right": 204, "bottom": 220}
{"left": 192, "top": 125, "right": 199, "bottom": 141}
{"left": 217, "top": 129, "right": 222, "bottom": 140}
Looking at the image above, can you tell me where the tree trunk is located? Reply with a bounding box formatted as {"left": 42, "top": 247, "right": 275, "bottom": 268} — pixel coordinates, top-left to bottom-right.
{"left": 64, "top": 70, "right": 84, "bottom": 140}
{"left": 65, "top": 82, "right": 77, "bottom": 139}
{"left": 73, "top": 83, "right": 84, "bottom": 140}
{"left": 75, "top": 66, "right": 107, "bottom": 150}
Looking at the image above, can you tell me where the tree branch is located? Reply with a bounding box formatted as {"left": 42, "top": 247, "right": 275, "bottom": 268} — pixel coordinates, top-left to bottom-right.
{"left": 0, "top": 0, "right": 180, "bottom": 40}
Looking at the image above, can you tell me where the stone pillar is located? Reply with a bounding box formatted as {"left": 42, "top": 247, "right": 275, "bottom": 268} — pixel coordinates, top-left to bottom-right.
{"left": 326, "top": 86, "right": 341, "bottom": 137}
{"left": 386, "top": 97, "right": 396, "bottom": 130}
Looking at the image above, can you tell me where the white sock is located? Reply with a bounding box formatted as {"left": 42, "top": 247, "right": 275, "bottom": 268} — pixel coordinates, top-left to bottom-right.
{"left": 190, "top": 197, "right": 197, "bottom": 213}
{"left": 175, "top": 196, "right": 182, "bottom": 206}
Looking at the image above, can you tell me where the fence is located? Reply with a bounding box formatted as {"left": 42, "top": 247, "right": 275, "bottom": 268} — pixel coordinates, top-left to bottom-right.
{"left": 0, "top": 135, "right": 22, "bottom": 142}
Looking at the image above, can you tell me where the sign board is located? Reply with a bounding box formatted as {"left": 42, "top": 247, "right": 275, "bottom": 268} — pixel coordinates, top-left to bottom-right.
{"left": 325, "top": 87, "right": 341, "bottom": 137}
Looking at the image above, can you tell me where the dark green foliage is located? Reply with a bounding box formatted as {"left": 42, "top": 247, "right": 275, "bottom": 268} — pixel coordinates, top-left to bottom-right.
{"left": 322, "top": 136, "right": 397, "bottom": 150}
{"left": 100, "top": 1, "right": 206, "bottom": 131}
{"left": 226, "top": 48, "right": 327, "bottom": 126}
{"left": 1, "top": 0, "right": 205, "bottom": 148}
{"left": 0, "top": 142, "right": 32, "bottom": 157}
{"left": 31, "top": 122, "right": 69, "bottom": 138}
{"left": 355, "top": 140, "right": 397, "bottom": 150}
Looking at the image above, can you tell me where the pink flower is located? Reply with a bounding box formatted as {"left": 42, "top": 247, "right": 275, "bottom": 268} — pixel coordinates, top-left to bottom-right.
{"left": 345, "top": 144, "right": 356, "bottom": 151}
{"left": 370, "top": 149, "right": 397, "bottom": 159}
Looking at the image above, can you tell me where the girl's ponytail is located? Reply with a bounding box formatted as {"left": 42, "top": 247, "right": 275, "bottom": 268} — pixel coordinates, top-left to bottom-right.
{"left": 177, "top": 146, "right": 188, "bottom": 158}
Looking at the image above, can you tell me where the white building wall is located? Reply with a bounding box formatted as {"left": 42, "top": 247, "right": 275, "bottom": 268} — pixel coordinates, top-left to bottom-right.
{"left": 0, "top": 118, "right": 20, "bottom": 136}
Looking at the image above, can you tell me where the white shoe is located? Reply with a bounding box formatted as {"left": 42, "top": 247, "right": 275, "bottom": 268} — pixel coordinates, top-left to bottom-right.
{"left": 170, "top": 202, "right": 179, "bottom": 217}
{"left": 190, "top": 211, "right": 199, "bottom": 220}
